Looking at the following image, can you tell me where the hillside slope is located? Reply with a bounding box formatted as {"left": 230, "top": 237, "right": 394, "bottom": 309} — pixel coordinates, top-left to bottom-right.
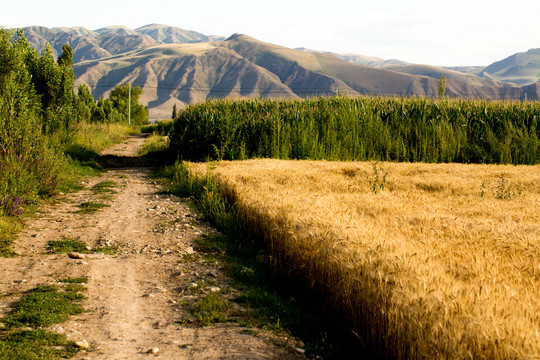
{"left": 18, "top": 25, "right": 540, "bottom": 119}
{"left": 481, "top": 48, "right": 540, "bottom": 85}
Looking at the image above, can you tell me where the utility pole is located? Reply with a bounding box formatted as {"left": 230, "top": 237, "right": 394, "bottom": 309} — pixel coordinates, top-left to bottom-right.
{"left": 128, "top": 82, "right": 131, "bottom": 125}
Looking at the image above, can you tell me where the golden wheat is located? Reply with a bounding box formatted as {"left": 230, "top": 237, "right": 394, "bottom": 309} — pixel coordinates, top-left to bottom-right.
{"left": 187, "top": 160, "right": 540, "bottom": 359}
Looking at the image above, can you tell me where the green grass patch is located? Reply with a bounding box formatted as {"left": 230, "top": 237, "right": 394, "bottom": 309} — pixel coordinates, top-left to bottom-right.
{"left": 91, "top": 180, "right": 117, "bottom": 194}
{"left": 46, "top": 238, "right": 89, "bottom": 254}
{"left": 190, "top": 293, "right": 231, "bottom": 326}
{"left": 73, "top": 201, "right": 110, "bottom": 214}
{"left": 93, "top": 245, "right": 120, "bottom": 255}
{"left": 138, "top": 134, "right": 170, "bottom": 157}
{"left": 0, "top": 216, "right": 20, "bottom": 257}
{"left": 1, "top": 285, "right": 86, "bottom": 329}
{"left": 64, "top": 284, "right": 87, "bottom": 293}
{"left": 0, "top": 329, "right": 79, "bottom": 360}
{"left": 59, "top": 277, "right": 88, "bottom": 284}
{"left": 0, "top": 282, "right": 87, "bottom": 359}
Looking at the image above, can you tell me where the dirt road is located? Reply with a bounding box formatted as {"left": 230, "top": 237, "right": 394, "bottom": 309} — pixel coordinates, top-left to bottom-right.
{"left": 0, "top": 135, "right": 306, "bottom": 359}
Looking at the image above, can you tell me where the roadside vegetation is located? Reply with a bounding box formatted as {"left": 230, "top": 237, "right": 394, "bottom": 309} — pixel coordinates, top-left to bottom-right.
{"left": 0, "top": 27, "right": 147, "bottom": 357}
{"left": 0, "top": 27, "right": 146, "bottom": 255}
{"left": 0, "top": 281, "right": 87, "bottom": 359}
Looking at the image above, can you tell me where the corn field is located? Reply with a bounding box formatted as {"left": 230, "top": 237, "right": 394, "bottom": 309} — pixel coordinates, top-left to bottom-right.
{"left": 170, "top": 96, "right": 540, "bottom": 164}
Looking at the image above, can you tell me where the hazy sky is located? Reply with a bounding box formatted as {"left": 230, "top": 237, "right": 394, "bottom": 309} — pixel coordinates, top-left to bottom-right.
{"left": 2, "top": 0, "right": 538, "bottom": 66}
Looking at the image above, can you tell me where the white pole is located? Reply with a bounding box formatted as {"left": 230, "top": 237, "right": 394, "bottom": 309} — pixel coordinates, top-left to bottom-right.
{"left": 128, "top": 83, "right": 131, "bottom": 125}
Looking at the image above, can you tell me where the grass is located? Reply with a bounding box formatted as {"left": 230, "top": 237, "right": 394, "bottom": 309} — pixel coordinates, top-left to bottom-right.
{"left": 59, "top": 277, "right": 88, "bottom": 284}
{"left": 46, "top": 238, "right": 89, "bottom": 254}
{"left": 46, "top": 238, "right": 119, "bottom": 255}
{"left": 0, "top": 122, "right": 134, "bottom": 257}
{"left": 67, "top": 122, "right": 138, "bottom": 156}
{"left": 0, "top": 217, "right": 21, "bottom": 257}
{"left": 91, "top": 180, "right": 117, "bottom": 194}
{"left": 178, "top": 159, "right": 540, "bottom": 359}
{"left": 0, "top": 281, "right": 87, "bottom": 359}
{"left": 0, "top": 330, "right": 79, "bottom": 359}
{"left": 2, "top": 285, "right": 86, "bottom": 329}
{"left": 190, "top": 293, "right": 231, "bottom": 326}
{"left": 138, "top": 133, "right": 170, "bottom": 157}
{"left": 73, "top": 201, "right": 110, "bottom": 214}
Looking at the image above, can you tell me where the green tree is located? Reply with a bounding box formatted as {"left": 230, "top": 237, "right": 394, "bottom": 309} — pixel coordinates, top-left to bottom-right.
{"left": 172, "top": 103, "right": 178, "bottom": 119}
{"left": 109, "top": 83, "right": 149, "bottom": 125}
{"left": 24, "top": 42, "right": 79, "bottom": 136}
{"left": 438, "top": 75, "right": 447, "bottom": 99}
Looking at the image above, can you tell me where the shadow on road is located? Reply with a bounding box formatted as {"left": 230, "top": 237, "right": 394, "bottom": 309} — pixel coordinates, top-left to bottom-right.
{"left": 65, "top": 134, "right": 173, "bottom": 170}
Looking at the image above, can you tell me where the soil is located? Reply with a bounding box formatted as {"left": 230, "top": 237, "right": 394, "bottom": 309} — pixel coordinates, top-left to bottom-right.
{"left": 0, "top": 134, "right": 307, "bottom": 359}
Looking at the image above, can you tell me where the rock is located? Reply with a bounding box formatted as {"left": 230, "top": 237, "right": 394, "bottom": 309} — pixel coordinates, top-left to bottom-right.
{"left": 295, "top": 348, "right": 306, "bottom": 355}
{"left": 68, "top": 252, "right": 86, "bottom": 259}
{"left": 147, "top": 347, "right": 160, "bottom": 354}
{"left": 75, "top": 340, "right": 90, "bottom": 349}
{"left": 207, "top": 271, "right": 218, "bottom": 278}
{"left": 185, "top": 247, "right": 194, "bottom": 254}
{"left": 153, "top": 319, "right": 168, "bottom": 328}
{"left": 188, "top": 283, "right": 198, "bottom": 289}
{"left": 13, "top": 279, "right": 27, "bottom": 284}
{"left": 209, "top": 287, "right": 221, "bottom": 293}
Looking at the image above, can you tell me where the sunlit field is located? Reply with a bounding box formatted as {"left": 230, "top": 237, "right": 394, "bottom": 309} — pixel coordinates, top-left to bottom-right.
{"left": 186, "top": 159, "right": 540, "bottom": 359}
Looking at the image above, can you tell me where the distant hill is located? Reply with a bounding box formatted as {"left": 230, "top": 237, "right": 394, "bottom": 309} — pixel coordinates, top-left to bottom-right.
{"left": 296, "top": 48, "right": 408, "bottom": 66}
{"left": 16, "top": 25, "right": 540, "bottom": 119}
{"left": 480, "top": 49, "right": 540, "bottom": 85}
{"left": 136, "top": 23, "right": 224, "bottom": 44}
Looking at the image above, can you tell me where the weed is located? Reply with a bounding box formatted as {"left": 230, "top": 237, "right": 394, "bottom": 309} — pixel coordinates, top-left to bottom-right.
{"left": 94, "top": 245, "right": 120, "bottom": 255}
{"left": 178, "top": 253, "right": 198, "bottom": 264}
{"left": 368, "top": 161, "right": 389, "bottom": 194}
{"left": 46, "top": 238, "right": 89, "bottom": 254}
{"left": 138, "top": 134, "right": 170, "bottom": 157}
{"left": 73, "top": 201, "right": 110, "bottom": 214}
{"left": 0, "top": 216, "right": 20, "bottom": 257}
{"left": 0, "top": 280, "right": 86, "bottom": 358}
{"left": 60, "top": 277, "right": 88, "bottom": 284}
{"left": 495, "top": 173, "right": 523, "bottom": 200}
{"left": 1, "top": 285, "right": 86, "bottom": 329}
{"left": 91, "top": 180, "right": 117, "bottom": 194}
{"left": 65, "top": 284, "right": 87, "bottom": 293}
{"left": 190, "top": 293, "right": 231, "bottom": 326}
{"left": 0, "top": 330, "right": 79, "bottom": 359}
{"left": 480, "top": 181, "right": 486, "bottom": 198}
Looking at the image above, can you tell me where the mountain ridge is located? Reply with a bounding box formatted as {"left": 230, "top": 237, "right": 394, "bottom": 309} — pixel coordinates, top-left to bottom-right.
{"left": 16, "top": 25, "right": 540, "bottom": 119}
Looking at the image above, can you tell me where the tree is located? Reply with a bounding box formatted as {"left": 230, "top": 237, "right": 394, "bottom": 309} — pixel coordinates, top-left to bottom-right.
{"left": 172, "top": 103, "right": 178, "bottom": 119}
{"left": 109, "top": 83, "right": 149, "bottom": 125}
{"left": 438, "top": 75, "right": 447, "bottom": 99}
{"left": 23, "top": 41, "right": 79, "bottom": 135}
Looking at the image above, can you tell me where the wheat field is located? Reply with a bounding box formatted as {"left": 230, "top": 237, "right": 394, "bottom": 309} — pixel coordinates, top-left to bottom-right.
{"left": 186, "top": 160, "right": 540, "bottom": 359}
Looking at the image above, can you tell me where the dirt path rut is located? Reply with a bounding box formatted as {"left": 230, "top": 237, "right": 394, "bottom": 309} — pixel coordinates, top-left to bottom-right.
{"left": 0, "top": 135, "right": 306, "bottom": 359}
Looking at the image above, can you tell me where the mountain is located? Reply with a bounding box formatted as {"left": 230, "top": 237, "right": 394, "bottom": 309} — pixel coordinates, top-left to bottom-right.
{"left": 296, "top": 48, "right": 408, "bottom": 66}
{"left": 16, "top": 25, "right": 540, "bottom": 119}
{"left": 480, "top": 49, "right": 540, "bottom": 85}
{"left": 136, "top": 23, "right": 224, "bottom": 44}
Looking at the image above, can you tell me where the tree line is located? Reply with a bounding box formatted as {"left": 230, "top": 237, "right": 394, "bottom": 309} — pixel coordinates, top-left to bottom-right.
{"left": 0, "top": 28, "right": 148, "bottom": 217}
